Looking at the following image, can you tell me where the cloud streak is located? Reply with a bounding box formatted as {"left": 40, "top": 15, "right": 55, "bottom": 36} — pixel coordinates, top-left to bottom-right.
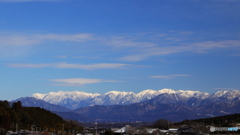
{"left": 120, "top": 40, "right": 240, "bottom": 61}
{"left": 50, "top": 78, "right": 119, "bottom": 86}
{"left": 0, "top": 33, "right": 94, "bottom": 46}
{"left": 0, "top": 0, "right": 59, "bottom": 2}
{"left": 1, "top": 32, "right": 240, "bottom": 62}
{"left": 102, "top": 37, "right": 157, "bottom": 48}
{"left": 213, "top": 88, "right": 235, "bottom": 90}
{"left": 7, "top": 62, "right": 130, "bottom": 70}
{"left": 150, "top": 74, "right": 191, "bottom": 79}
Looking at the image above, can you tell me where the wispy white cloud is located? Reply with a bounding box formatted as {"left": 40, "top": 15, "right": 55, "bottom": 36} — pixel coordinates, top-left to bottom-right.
{"left": 154, "top": 33, "right": 167, "bottom": 37}
{"left": 0, "top": 0, "right": 59, "bottom": 2}
{"left": 57, "top": 55, "right": 69, "bottom": 59}
{"left": 102, "top": 36, "right": 157, "bottom": 48}
{"left": 7, "top": 62, "right": 130, "bottom": 70}
{"left": 150, "top": 74, "right": 191, "bottom": 79}
{"left": 50, "top": 78, "right": 119, "bottom": 86}
{"left": 1, "top": 32, "right": 240, "bottom": 62}
{"left": 213, "top": 88, "right": 235, "bottom": 90}
{"left": 0, "top": 33, "right": 153, "bottom": 48}
{"left": 0, "top": 33, "right": 96, "bottom": 59}
{"left": 119, "top": 54, "right": 149, "bottom": 62}
{"left": 0, "top": 33, "right": 94, "bottom": 46}
{"left": 230, "top": 54, "right": 240, "bottom": 56}
{"left": 179, "top": 31, "right": 194, "bottom": 35}
{"left": 0, "top": 35, "right": 41, "bottom": 46}
{"left": 120, "top": 40, "right": 240, "bottom": 61}
{"left": 35, "top": 34, "right": 94, "bottom": 42}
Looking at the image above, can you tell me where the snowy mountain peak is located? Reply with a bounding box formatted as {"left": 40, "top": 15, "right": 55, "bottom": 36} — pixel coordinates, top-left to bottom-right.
{"left": 32, "top": 91, "right": 100, "bottom": 98}
{"left": 31, "top": 91, "right": 101, "bottom": 109}
{"left": 176, "top": 90, "right": 209, "bottom": 98}
{"left": 211, "top": 90, "right": 230, "bottom": 97}
{"left": 157, "top": 88, "right": 176, "bottom": 94}
{"left": 137, "top": 89, "right": 156, "bottom": 96}
{"left": 211, "top": 90, "right": 240, "bottom": 99}
{"left": 32, "top": 93, "right": 45, "bottom": 99}
{"left": 105, "top": 91, "right": 131, "bottom": 95}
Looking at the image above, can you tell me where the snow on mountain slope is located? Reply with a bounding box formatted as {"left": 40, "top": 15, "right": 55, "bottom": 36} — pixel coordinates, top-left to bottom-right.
{"left": 137, "top": 89, "right": 159, "bottom": 101}
{"left": 31, "top": 88, "right": 214, "bottom": 110}
{"left": 94, "top": 91, "right": 138, "bottom": 105}
{"left": 33, "top": 91, "right": 100, "bottom": 101}
{"left": 210, "top": 90, "right": 240, "bottom": 100}
{"left": 143, "top": 90, "right": 210, "bottom": 107}
{"left": 157, "top": 88, "right": 176, "bottom": 94}
{"left": 32, "top": 91, "right": 100, "bottom": 110}
{"left": 25, "top": 89, "right": 240, "bottom": 122}
{"left": 199, "top": 90, "right": 240, "bottom": 107}
{"left": 177, "top": 90, "right": 210, "bottom": 99}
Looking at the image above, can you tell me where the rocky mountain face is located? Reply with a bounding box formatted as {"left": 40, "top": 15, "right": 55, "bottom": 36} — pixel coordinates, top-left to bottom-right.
{"left": 15, "top": 89, "right": 240, "bottom": 122}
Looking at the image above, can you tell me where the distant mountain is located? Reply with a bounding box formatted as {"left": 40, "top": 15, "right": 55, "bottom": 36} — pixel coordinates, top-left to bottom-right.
{"left": 196, "top": 90, "right": 240, "bottom": 116}
{"left": 31, "top": 89, "right": 208, "bottom": 110}
{"left": 12, "top": 97, "right": 71, "bottom": 112}
{"left": 32, "top": 91, "right": 100, "bottom": 110}
{"left": 72, "top": 90, "right": 240, "bottom": 122}
{"left": 143, "top": 89, "right": 209, "bottom": 107}
{"left": 15, "top": 89, "right": 240, "bottom": 122}
{"left": 73, "top": 102, "right": 205, "bottom": 122}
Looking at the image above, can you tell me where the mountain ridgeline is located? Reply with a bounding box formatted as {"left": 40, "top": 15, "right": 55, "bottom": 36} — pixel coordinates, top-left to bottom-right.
{"left": 31, "top": 89, "right": 210, "bottom": 110}
{"left": 13, "top": 89, "right": 240, "bottom": 122}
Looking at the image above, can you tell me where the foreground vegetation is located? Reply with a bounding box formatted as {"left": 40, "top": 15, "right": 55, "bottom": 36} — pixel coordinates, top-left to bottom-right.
{"left": 176, "top": 113, "right": 240, "bottom": 127}
{"left": 0, "top": 101, "right": 82, "bottom": 134}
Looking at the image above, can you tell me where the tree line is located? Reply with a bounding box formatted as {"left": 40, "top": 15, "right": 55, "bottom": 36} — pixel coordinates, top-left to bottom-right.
{"left": 0, "top": 100, "right": 83, "bottom": 134}
{"left": 152, "top": 113, "right": 240, "bottom": 130}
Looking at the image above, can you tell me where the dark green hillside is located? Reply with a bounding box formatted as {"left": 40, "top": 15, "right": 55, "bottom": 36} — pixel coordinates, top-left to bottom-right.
{"left": 175, "top": 113, "right": 240, "bottom": 127}
{"left": 0, "top": 101, "right": 82, "bottom": 134}
{"left": 194, "top": 113, "right": 240, "bottom": 126}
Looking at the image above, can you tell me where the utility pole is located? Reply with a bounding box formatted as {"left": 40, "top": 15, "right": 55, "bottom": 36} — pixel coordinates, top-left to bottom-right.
{"left": 63, "top": 124, "right": 65, "bottom": 133}
{"left": 95, "top": 120, "right": 98, "bottom": 135}
{"left": 202, "top": 118, "right": 204, "bottom": 133}
{"left": 16, "top": 123, "right": 18, "bottom": 133}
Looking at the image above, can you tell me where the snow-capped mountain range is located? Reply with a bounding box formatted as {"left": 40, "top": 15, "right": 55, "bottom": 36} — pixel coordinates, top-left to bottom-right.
{"left": 12, "top": 88, "right": 240, "bottom": 122}
{"left": 32, "top": 88, "right": 217, "bottom": 110}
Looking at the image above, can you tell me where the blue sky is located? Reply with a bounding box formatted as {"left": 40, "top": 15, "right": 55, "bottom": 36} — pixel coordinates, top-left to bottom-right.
{"left": 1, "top": 0, "right": 240, "bottom": 100}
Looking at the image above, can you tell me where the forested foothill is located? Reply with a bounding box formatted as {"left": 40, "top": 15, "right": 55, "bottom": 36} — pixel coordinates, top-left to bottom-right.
{"left": 0, "top": 101, "right": 83, "bottom": 134}
{"left": 176, "top": 113, "right": 240, "bottom": 127}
